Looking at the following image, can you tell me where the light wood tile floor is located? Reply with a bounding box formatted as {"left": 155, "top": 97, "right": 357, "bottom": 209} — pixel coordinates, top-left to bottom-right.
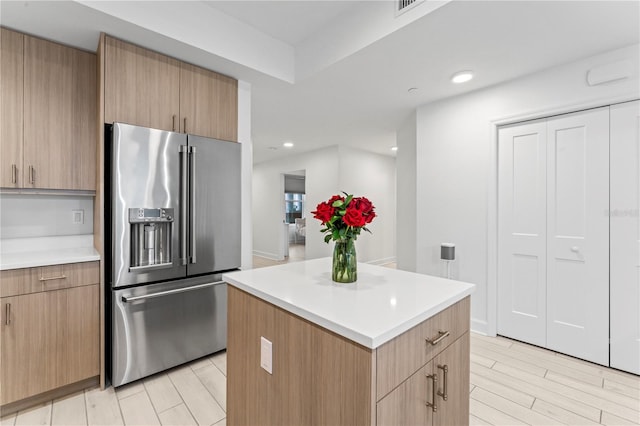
{"left": 3, "top": 256, "right": 638, "bottom": 426}
{"left": 469, "top": 333, "right": 639, "bottom": 426}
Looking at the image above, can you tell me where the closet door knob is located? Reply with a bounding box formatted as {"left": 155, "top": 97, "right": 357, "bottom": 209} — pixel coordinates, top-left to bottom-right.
{"left": 571, "top": 246, "right": 580, "bottom": 253}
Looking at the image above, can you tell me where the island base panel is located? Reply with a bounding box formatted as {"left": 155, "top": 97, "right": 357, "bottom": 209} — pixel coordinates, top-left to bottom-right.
{"left": 227, "top": 286, "right": 375, "bottom": 426}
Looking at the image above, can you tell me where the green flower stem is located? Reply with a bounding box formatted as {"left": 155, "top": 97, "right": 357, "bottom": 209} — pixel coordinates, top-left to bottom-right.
{"left": 332, "top": 238, "right": 357, "bottom": 283}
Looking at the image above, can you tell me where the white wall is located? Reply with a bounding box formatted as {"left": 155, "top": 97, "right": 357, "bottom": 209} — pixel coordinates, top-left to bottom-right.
{"left": 238, "top": 80, "right": 253, "bottom": 270}
{"left": 253, "top": 146, "right": 339, "bottom": 260}
{"left": 396, "top": 112, "right": 417, "bottom": 271}
{"left": 338, "top": 146, "right": 396, "bottom": 264}
{"left": 397, "top": 44, "right": 640, "bottom": 334}
{"left": 0, "top": 194, "right": 94, "bottom": 239}
{"left": 253, "top": 145, "right": 396, "bottom": 263}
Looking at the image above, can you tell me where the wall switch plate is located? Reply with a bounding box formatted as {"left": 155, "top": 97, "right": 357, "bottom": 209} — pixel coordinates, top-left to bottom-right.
{"left": 72, "top": 209, "right": 84, "bottom": 224}
{"left": 260, "top": 336, "right": 273, "bottom": 374}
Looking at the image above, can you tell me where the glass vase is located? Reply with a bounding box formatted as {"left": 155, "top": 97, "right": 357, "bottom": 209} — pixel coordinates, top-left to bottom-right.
{"left": 332, "top": 238, "right": 357, "bottom": 283}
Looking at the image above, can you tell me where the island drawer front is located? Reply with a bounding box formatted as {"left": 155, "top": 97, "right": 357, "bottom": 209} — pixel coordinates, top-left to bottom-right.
{"left": 0, "top": 262, "right": 100, "bottom": 297}
{"left": 376, "top": 296, "right": 470, "bottom": 400}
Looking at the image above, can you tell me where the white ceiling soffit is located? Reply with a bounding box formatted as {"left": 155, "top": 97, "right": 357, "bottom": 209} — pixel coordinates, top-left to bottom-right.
{"left": 294, "top": 0, "right": 449, "bottom": 81}
{"left": 77, "top": 0, "right": 296, "bottom": 83}
{"left": 1, "top": 1, "right": 450, "bottom": 84}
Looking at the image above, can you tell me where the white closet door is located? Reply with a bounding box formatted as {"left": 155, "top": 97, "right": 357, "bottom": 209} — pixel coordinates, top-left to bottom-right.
{"left": 498, "top": 121, "right": 547, "bottom": 346}
{"left": 546, "top": 107, "right": 609, "bottom": 366}
{"left": 610, "top": 100, "right": 640, "bottom": 375}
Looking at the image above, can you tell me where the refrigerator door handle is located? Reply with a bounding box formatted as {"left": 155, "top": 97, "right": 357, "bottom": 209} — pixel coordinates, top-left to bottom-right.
{"left": 121, "top": 281, "right": 224, "bottom": 303}
{"left": 189, "top": 146, "right": 197, "bottom": 264}
{"left": 180, "top": 145, "right": 188, "bottom": 266}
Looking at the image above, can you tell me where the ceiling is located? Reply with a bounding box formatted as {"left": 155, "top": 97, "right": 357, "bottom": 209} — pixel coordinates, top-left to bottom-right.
{"left": 202, "top": 1, "right": 361, "bottom": 46}
{"left": 1, "top": 1, "right": 638, "bottom": 163}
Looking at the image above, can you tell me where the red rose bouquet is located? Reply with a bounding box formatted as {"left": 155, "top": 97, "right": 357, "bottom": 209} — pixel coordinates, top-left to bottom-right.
{"left": 312, "top": 192, "right": 376, "bottom": 243}
{"left": 312, "top": 192, "right": 376, "bottom": 283}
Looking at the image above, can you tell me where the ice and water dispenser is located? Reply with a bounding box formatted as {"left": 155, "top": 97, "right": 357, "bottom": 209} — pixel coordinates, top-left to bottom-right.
{"left": 129, "top": 208, "right": 174, "bottom": 271}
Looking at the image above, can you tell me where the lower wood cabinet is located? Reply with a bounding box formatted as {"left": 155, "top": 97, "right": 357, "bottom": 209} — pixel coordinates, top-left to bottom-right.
{"left": 377, "top": 333, "right": 470, "bottom": 426}
{"left": 0, "top": 262, "right": 99, "bottom": 407}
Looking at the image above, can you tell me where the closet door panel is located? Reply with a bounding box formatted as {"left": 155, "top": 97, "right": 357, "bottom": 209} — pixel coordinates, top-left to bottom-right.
{"left": 497, "top": 121, "right": 547, "bottom": 346}
{"left": 546, "top": 107, "right": 609, "bottom": 366}
{"left": 610, "top": 100, "right": 640, "bottom": 375}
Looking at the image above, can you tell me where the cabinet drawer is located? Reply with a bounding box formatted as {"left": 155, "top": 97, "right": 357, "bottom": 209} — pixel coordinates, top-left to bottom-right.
{"left": 0, "top": 261, "right": 99, "bottom": 297}
{"left": 376, "top": 296, "right": 470, "bottom": 400}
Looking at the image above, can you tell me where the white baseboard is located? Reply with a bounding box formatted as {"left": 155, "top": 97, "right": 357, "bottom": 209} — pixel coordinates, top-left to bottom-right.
{"left": 471, "top": 318, "right": 491, "bottom": 336}
{"left": 367, "top": 256, "right": 397, "bottom": 266}
{"left": 252, "top": 250, "right": 284, "bottom": 261}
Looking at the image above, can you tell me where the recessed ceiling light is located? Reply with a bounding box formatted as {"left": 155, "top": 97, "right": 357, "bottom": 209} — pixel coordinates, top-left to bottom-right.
{"left": 451, "top": 70, "right": 474, "bottom": 84}
{"left": 391, "top": 146, "right": 398, "bottom": 152}
{"left": 283, "top": 141, "right": 294, "bottom": 148}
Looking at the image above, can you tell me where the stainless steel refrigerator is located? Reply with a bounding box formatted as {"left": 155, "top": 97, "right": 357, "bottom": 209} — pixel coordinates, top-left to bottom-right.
{"left": 106, "top": 123, "right": 240, "bottom": 387}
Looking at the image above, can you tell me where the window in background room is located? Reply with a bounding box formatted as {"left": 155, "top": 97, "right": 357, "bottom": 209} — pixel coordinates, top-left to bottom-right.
{"left": 284, "top": 192, "right": 304, "bottom": 224}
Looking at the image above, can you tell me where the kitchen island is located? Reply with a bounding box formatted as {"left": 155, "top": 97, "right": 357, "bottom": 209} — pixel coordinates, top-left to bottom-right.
{"left": 223, "top": 258, "right": 475, "bottom": 426}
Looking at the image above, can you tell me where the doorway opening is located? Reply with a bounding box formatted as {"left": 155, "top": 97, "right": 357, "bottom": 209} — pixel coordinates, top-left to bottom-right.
{"left": 284, "top": 171, "right": 306, "bottom": 261}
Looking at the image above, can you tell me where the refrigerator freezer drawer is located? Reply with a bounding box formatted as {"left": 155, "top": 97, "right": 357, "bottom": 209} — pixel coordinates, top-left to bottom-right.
{"left": 111, "top": 277, "right": 227, "bottom": 387}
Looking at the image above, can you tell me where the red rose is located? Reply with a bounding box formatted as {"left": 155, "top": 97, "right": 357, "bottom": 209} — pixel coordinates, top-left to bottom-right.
{"left": 343, "top": 207, "right": 366, "bottom": 227}
{"left": 352, "top": 197, "right": 374, "bottom": 213}
{"left": 312, "top": 202, "right": 334, "bottom": 223}
{"left": 364, "top": 209, "right": 376, "bottom": 224}
{"left": 328, "top": 195, "right": 345, "bottom": 206}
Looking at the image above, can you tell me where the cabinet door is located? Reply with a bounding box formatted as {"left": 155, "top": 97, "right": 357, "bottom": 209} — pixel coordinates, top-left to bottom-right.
{"left": 432, "top": 333, "right": 470, "bottom": 426}
{"left": 52, "top": 284, "right": 100, "bottom": 387}
{"left": 0, "top": 285, "right": 99, "bottom": 405}
{"left": 104, "top": 36, "right": 180, "bottom": 132}
{"left": 0, "top": 28, "right": 23, "bottom": 188}
{"left": 23, "top": 35, "right": 97, "bottom": 190}
{"left": 377, "top": 364, "right": 432, "bottom": 426}
{"left": 180, "top": 62, "right": 238, "bottom": 141}
{"left": 610, "top": 100, "right": 640, "bottom": 375}
{"left": 0, "top": 293, "right": 54, "bottom": 405}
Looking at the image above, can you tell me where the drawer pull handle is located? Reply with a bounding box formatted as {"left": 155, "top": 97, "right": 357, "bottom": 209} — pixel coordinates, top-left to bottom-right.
{"left": 426, "top": 330, "right": 450, "bottom": 346}
{"left": 437, "top": 364, "right": 448, "bottom": 400}
{"left": 183, "top": 117, "right": 187, "bottom": 133}
{"left": 426, "top": 373, "right": 438, "bottom": 412}
{"left": 29, "top": 165, "right": 35, "bottom": 184}
{"left": 5, "top": 303, "right": 10, "bottom": 326}
{"left": 11, "top": 164, "right": 17, "bottom": 184}
{"left": 172, "top": 115, "right": 176, "bottom": 131}
{"left": 39, "top": 275, "right": 67, "bottom": 282}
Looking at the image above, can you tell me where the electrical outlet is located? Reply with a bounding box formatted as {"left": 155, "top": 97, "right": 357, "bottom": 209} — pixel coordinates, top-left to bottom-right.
{"left": 260, "top": 336, "right": 272, "bottom": 374}
{"left": 72, "top": 209, "right": 84, "bottom": 224}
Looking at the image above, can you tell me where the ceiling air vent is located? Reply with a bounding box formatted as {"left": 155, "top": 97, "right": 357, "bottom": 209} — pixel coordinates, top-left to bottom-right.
{"left": 396, "top": 0, "right": 425, "bottom": 16}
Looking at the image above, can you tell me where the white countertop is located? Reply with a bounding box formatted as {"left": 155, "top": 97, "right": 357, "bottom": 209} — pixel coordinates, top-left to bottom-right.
{"left": 0, "top": 235, "right": 100, "bottom": 270}
{"left": 223, "top": 258, "right": 475, "bottom": 349}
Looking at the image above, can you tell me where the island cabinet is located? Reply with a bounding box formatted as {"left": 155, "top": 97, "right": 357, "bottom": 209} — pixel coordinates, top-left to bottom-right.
{"left": 227, "top": 282, "right": 471, "bottom": 426}
{"left": 103, "top": 35, "right": 238, "bottom": 142}
{"left": 0, "top": 262, "right": 100, "bottom": 411}
{"left": 377, "top": 333, "right": 470, "bottom": 426}
{"left": 0, "top": 27, "right": 97, "bottom": 191}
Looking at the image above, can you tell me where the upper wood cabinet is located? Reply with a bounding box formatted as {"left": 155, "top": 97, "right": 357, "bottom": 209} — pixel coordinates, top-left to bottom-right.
{"left": 103, "top": 35, "right": 238, "bottom": 142}
{"left": 23, "top": 35, "right": 97, "bottom": 191}
{"left": 0, "top": 28, "right": 97, "bottom": 191}
{"left": 0, "top": 28, "right": 24, "bottom": 188}
{"left": 180, "top": 62, "right": 238, "bottom": 141}
{"left": 104, "top": 36, "right": 180, "bottom": 132}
